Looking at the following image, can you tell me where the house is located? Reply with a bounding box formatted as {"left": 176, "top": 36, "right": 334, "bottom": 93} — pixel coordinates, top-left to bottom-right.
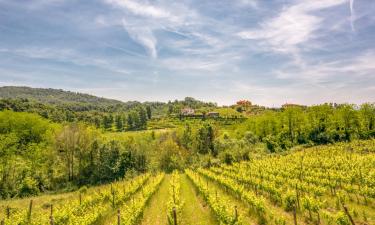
{"left": 206, "top": 111, "right": 219, "bottom": 118}
{"left": 181, "top": 107, "right": 195, "bottom": 116}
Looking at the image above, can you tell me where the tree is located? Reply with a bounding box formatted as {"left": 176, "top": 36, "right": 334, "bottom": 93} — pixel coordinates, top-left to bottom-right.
{"left": 138, "top": 107, "right": 148, "bottom": 129}
{"left": 181, "top": 123, "right": 192, "bottom": 150}
{"left": 146, "top": 105, "right": 152, "bottom": 119}
{"left": 359, "top": 103, "right": 375, "bottom": 138}
{"left": 127, "top": 114, "right": 134, "bottom": 130}
{"left": 196, "top": 123, "right": 216, "bottom": 155}
{"left": 103, "top": 115, "right": 113, "bottom": 131}
{"left": 115, "top": 115, "right": 123, "bottom": 132}
{"left": 308, "top": 104, "right": 333, "bottom": 144}
{"left": 337, "top": 104, "right": 359, "bottom": 141}
{"left": 168, "top": 103, "right": 173, "bottom": 115}
{"left": 0, "top": 111, "right": 56, "bottom": 197}
{"left": 158, "top": 138, "right": 186, "bottom": 172}
{"left": 282, "top": 107, "right": 305, "bottom": 144}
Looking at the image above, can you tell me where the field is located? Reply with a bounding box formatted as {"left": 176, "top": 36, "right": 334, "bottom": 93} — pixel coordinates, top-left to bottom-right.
{"left": 1, "top": 140, "right": 374, "bottom": 225}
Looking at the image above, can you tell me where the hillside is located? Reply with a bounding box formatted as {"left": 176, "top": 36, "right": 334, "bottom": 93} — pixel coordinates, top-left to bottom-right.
{"left": 0, "top": 86, "right": 222, "bottom": 129}
{"left": 0, "top": 86, "right": 217, "bottom": 113}
{"left": 1, "top": 140, "right": 374, "bottom": 224}
{"left": 0, "top": 86, "right": 140, "bottom": 110}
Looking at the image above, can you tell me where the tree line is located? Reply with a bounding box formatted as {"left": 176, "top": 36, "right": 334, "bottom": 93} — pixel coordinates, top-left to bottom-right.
{"left": 0, "top": 98, "right": 152, "bottom": 131}
{"left": 243, "top": 103, "right": 375, "bottom": 152}
{"left": 0, "top": 110, "right": 217, "bottom": 198}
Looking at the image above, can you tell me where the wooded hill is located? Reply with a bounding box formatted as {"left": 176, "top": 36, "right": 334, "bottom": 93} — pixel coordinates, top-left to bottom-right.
{"left": 0, "top": 86, "right": 218, "bottom": 130}
{"left": 0, "top": 86, "right": 144, "bottom": 112}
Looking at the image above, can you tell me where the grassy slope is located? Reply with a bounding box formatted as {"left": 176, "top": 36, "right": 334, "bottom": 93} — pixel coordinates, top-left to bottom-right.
{"left": 180, "top": 174, "right": 218, "bottom": 225}
{"left": 139, "top": 175, "right": 170, "bottom": 225}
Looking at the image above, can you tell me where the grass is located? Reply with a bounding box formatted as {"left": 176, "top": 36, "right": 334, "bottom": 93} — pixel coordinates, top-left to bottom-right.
{"left": 139, "top": 175, "right": 170, "bottom": 225}
{"left": 180, "top": 173, "right": 218, "bottom": 225}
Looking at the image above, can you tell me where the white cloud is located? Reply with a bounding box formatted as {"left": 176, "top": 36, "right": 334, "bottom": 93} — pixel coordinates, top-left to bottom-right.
{"left": 103, "top": 0, "right": 199, "bottom": 58}
{"left": 122, "top": 20, "right": 158, "bottom": 58}
{"left": 223, "top": 50, "right": 375, "bottom": 106}
{"left": 160, "top": 57, "right": 222, "bottom": 72}
{"left": 350, "top": 0, "right": 355, "bottom": 31}
{"left": 106, "top": 0, "right": 176, "bottom": 21}
{"left": 104, "top": 0, "right": 191, "bottom": 25}
{"left": 237, "top": 0, "right": 258, "bottom": 8}
{"left": 0, "top": 47, "right": 131, "bottom": 75}
{"left": 237, "top": 0, "right": 346, "bottom": 55}
{"left": 22, "top": 0, "right": 66, "bottom": 10}
{"left": 275, "top": 51, "right": 375, "bottom": 82}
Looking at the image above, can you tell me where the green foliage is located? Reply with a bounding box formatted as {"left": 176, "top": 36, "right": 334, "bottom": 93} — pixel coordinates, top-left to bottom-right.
{"left": 186, "top": 170, "right": 242, "bottom": 225}
{"left": 242, "top": 103, "right": 375, "bottom": 152}
{"left": 158, "top": 137, "right": 187, "bottom": 172}
{"left": 213, "top": 140, "right": 375, "bottom": 224}
{"left": 0, "top": 111, "right": 55, "bottom": 198}
{"left": 20, "top": 176, "right": 40, "bottom": 197}
{"left": 335, "top": 212, "right": 351, "bottom": 225}
{"left": 283, "top": 190, "right": 297, "bottom": 212}
{"left": 0, "top": 111, "right": 152, "bottom": 197}
{"left": 146, "top": 105, "right": 152, "bottom": 119}
{"left": 167, "top": 171, "right": 183, "bottom": 225}
{"left": 196, "top": 123, "right": 216, "bottom": 155}
{"left": 0, "top": 87, "right": 215, "bottom": 131}
{"left": 243, "top": 131, "right": 258, "bottom": 145}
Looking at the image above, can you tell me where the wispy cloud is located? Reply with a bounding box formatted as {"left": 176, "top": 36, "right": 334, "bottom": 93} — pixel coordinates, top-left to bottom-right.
{"left": 237, "top": 0, "right": 346, "bottom": 55}
{"left": 104, "top": 0, "right": 200, "bottom": 58}
{"left": 160, "top": 57, "right": 223, "bottom": 72}
{"left": 275, "top": 50, "right": 375, "bottom": 83}
{"left": 0, "top": 47, "right": 131, "bottom": 75}
{"left": 237, "top": 0, "right": 258, "bottom": 8}
{"left": 122, "top": 20, "right": 158, "bottom": 58}
{"left": 350, "top": 0, "right": 355, "bottom": 31}
{"left": 105, "top": 0, "right": 179, "bottom": 22}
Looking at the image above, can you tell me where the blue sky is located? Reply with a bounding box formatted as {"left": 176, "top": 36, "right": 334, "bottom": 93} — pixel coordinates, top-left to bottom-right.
{"left": 0, "top": 0, "right": 374, "bottom": 106}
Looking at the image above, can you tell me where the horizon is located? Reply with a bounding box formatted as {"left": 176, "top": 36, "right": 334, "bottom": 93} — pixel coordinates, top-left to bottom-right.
{"left": 1, "top": 85, "right": 373, "bottom": 108}
{"left": 1, "top": 0, "right": 375, "bottom": 106}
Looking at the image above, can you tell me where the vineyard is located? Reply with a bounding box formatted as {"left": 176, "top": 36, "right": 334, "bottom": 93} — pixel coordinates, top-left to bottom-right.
{"left": 0, "top": 140, "right": 374, "bottom": 225}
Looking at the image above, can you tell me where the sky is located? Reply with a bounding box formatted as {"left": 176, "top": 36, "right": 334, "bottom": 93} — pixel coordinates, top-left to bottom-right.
{"left": 0, "top": 0, "right": 374, "bottom": 106}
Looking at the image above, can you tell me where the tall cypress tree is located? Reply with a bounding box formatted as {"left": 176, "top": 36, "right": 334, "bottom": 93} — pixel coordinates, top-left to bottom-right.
{"left": 127, "top": 114, "right": 134, "bottom": 130}
{"left": 139, "top": 107, "right": 148, "bottom": 129}
{"left": 115, "top": 115, "right": 123, "bottom": 132}
{"left": 146, "top": 105, "right": 152, "bottom": 119}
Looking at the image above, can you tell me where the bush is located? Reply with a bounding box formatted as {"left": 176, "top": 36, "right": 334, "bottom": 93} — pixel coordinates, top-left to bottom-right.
{"left": 243, "top": 131, "right": 258, "bottom": 144}
{"left": 264, "top": 135, "right": 280, "bottom": 153}
{"left": 20, "top": 176, "right": 40, "bottom": 197}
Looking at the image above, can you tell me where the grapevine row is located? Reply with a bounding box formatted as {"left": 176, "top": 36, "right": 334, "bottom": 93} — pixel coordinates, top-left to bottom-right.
{"left": 167, "top": 171, "right": 183, "bottom": 225}
{"left": 115, "top": 173, "right": 164, "bottom": 225}
{"left": 185, "top": 169, "right": 241, "bottom": 225}
{"left": 2, "top": 174, "right": 150, "bottom": 225}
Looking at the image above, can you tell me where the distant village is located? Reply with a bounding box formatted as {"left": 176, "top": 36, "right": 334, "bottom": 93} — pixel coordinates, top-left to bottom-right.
{"left": 180, "top": 108, "right": 220, "bottom": 118}
{"left": 178, "top": 100, "right": 307, "bottom": 120}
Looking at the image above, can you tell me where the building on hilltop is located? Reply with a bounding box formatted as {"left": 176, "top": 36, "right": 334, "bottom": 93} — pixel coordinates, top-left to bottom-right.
{"left": 181, "top": 107, "right": 195, "bottom": 116}
{"left": 206, "top": 111, "right": 219, "bottom": 118}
